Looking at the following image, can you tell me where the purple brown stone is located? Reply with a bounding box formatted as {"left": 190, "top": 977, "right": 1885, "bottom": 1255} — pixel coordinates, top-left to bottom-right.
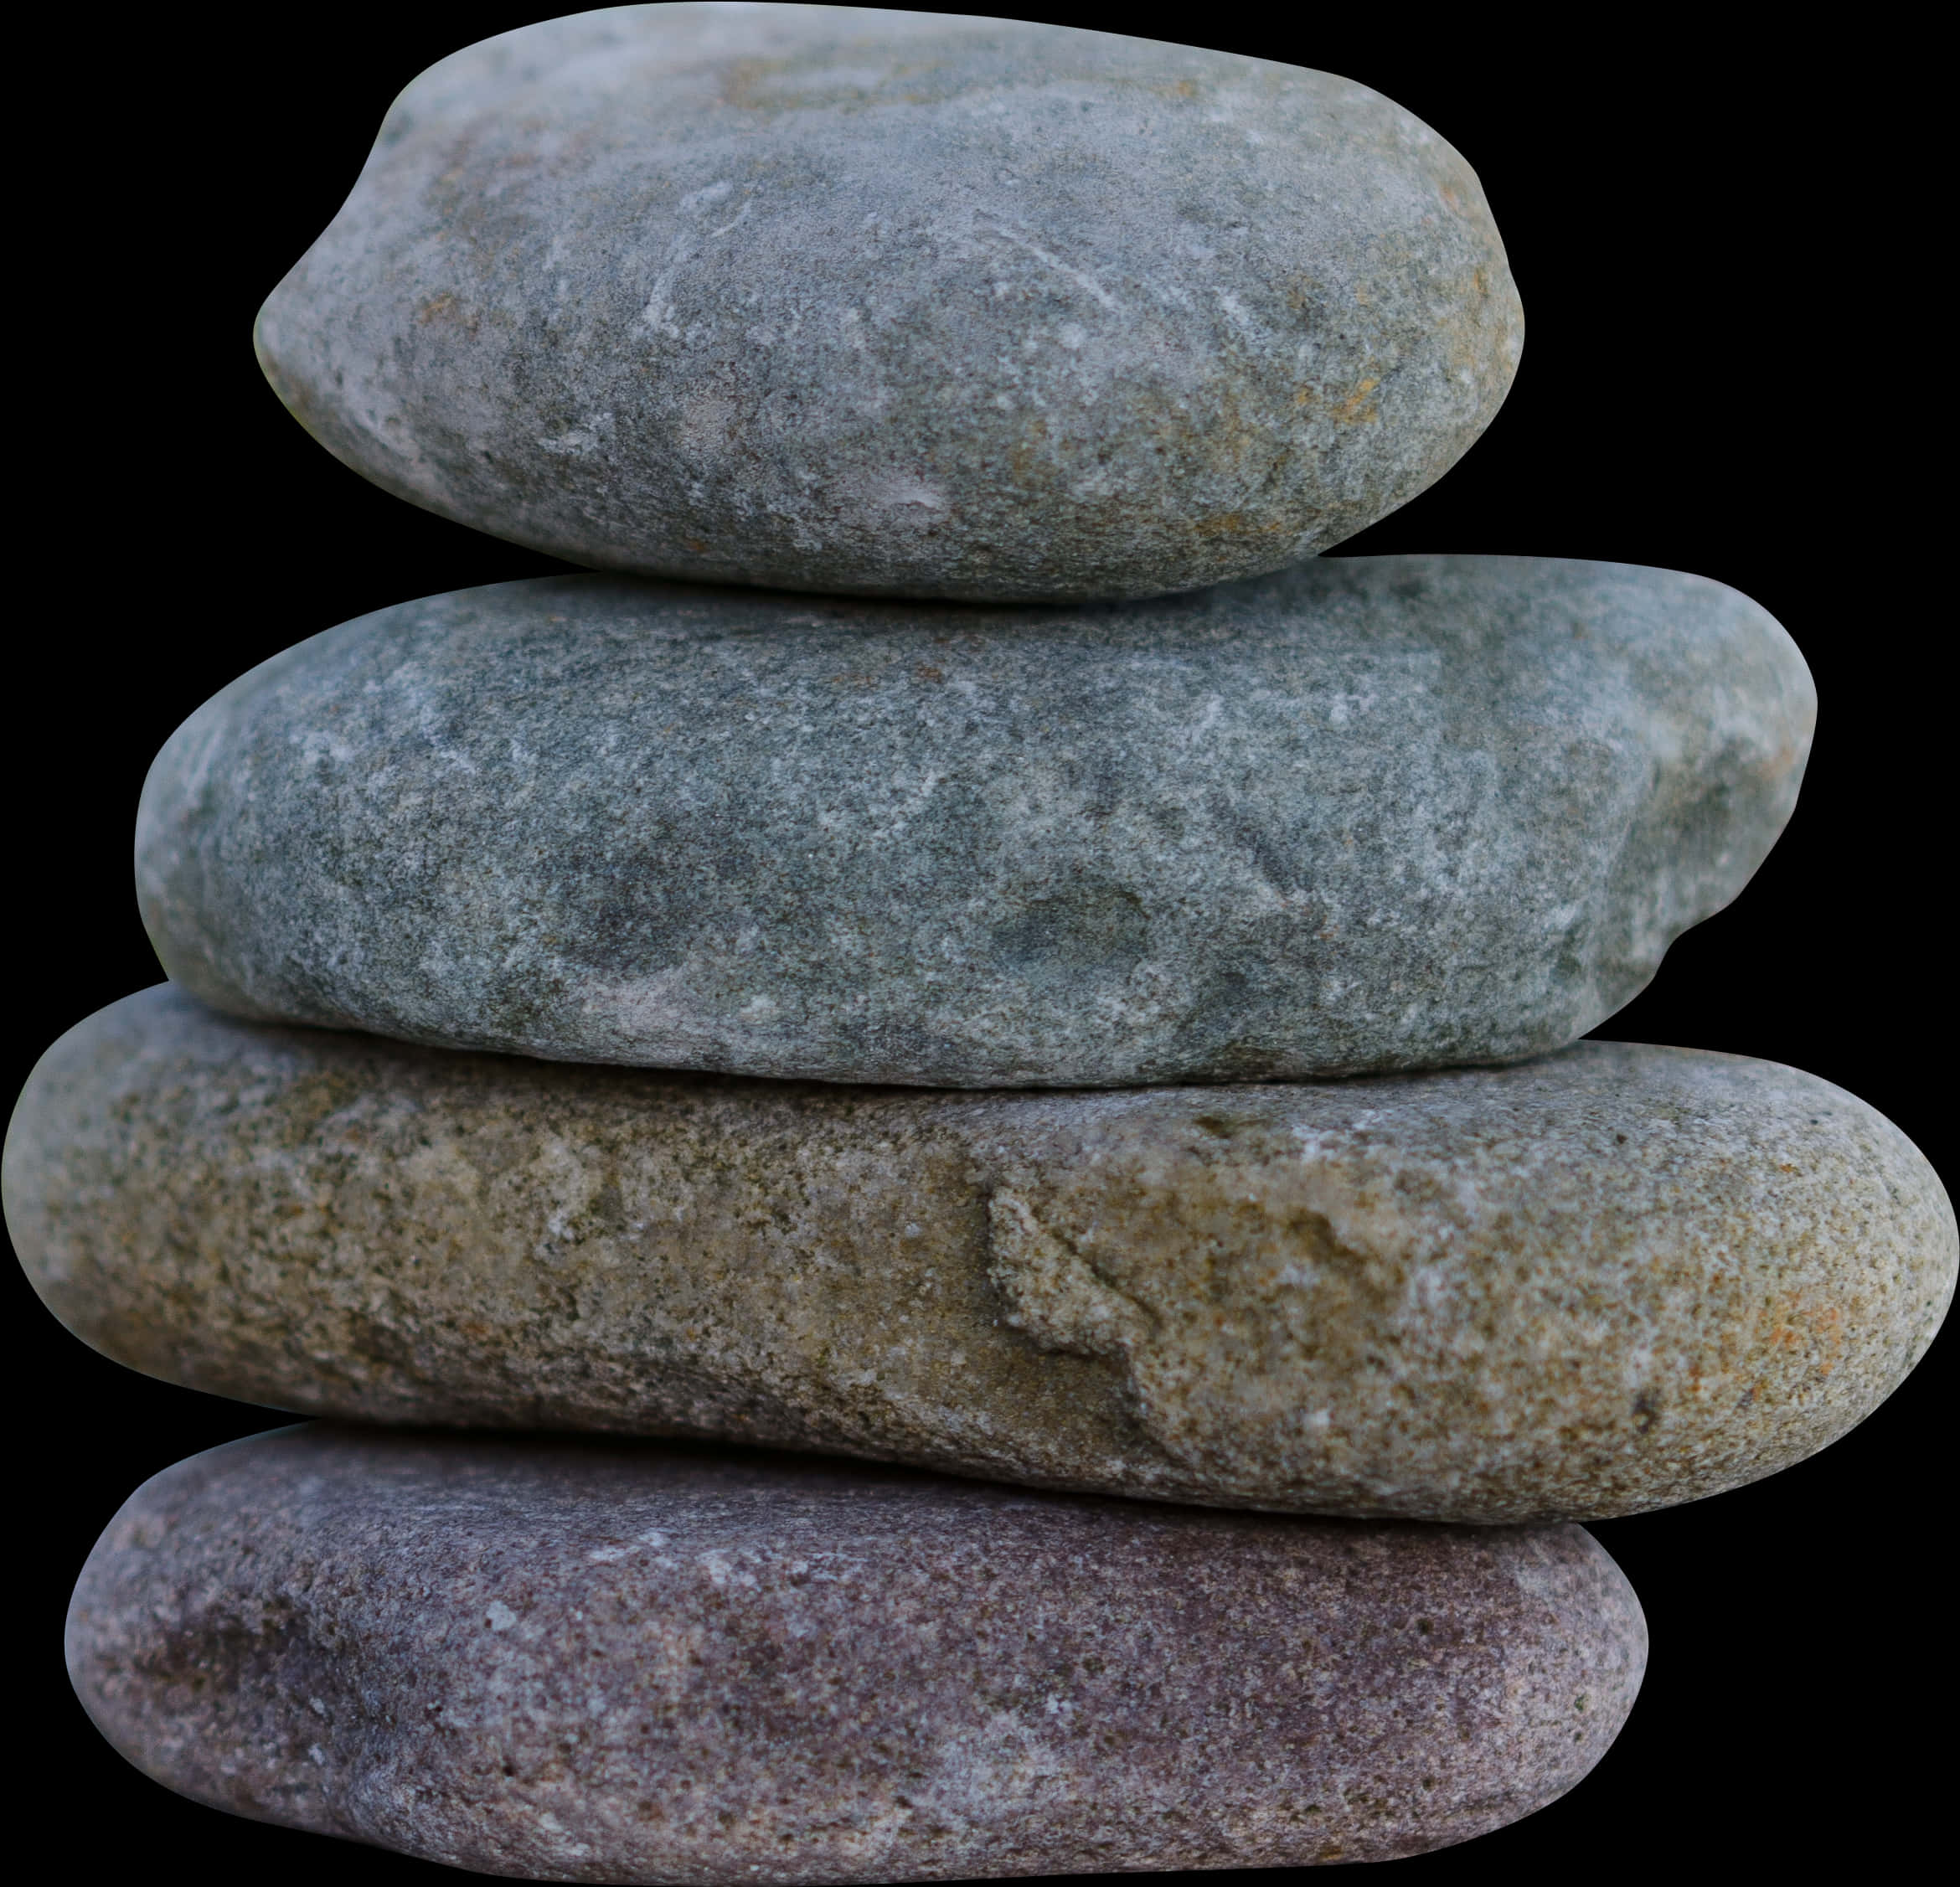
{"left": 68, "top": 1425, "right": 1647, "bottom": 1879}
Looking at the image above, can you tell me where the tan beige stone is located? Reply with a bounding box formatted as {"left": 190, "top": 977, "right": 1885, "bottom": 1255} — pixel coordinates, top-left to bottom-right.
{"left": 9, "top": 986, "right": 1952, "bottom": 1522}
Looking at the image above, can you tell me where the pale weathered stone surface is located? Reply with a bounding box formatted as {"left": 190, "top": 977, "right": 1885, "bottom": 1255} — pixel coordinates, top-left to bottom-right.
{"left": 69, "top": 1425, "right": 1645, "bottom": 1878}
{"left": 255, "top": 6, "right": 1523, "bottom": 601}
{"left": 13, "top": 987, "right": 1950, "bottom": 1524}
{"left": 134, "top": 558, "right": 1814, "bottom": 1087}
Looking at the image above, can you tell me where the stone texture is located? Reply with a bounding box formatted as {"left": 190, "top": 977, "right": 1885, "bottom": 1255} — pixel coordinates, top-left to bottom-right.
{"left": 135, "top": 558, "right": 1813, "bottom": 1087}
{"left": 13, "top": 987, "right": 1951, "bottom": 1524}
{"left": 255, "top": 6, "right": 1523, "bottom": 601}
{"left": 68, "top": 1425, "right": 1646, "bottom": 1878}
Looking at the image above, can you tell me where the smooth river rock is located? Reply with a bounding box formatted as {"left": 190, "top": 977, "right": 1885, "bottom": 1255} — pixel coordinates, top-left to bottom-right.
{"left": 13, "top": 987, "right": 1950, "bottom": 1524}
{"left": 135, "top": 558, "right": 1814, "bottom": 1087}
{"left": 255, "top": 6, "right": 1523, "bottom": 601}
{"left": 69, "top": 1426, "right": 1646, "bottom": 1878}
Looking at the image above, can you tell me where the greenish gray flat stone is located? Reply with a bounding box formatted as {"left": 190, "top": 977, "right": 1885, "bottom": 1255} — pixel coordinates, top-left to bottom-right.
{"left": 255, "top": 6, "right": 1523, "bottom": 601}
{"left": 69, "top": 1426, "right": 1645, "bottom": 1877}
{"left": 12, "top": 987, "right": 1949, "bottom": 1524}
{"left": 134, "top": 558, "right": 1814, "bottom": 1087}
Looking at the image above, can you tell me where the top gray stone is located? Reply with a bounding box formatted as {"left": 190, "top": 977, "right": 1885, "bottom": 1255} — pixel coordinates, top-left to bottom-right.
{"left": 255, "top": 4, "right": 1523, "bottom": 601}
{"left": 136, "top": 556, "right": 1813, "bottom": 1087}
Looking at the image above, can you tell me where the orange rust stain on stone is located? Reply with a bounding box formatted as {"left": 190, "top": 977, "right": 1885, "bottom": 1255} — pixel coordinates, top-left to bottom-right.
{"left": 1762, "top": 1295, "right": 1849, "bottom": 1374}
{"left": 1333, "top": 378, "right": 1381, "bottom": 424}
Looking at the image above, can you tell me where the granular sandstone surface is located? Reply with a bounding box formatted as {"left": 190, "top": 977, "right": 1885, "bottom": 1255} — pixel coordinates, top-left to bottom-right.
{"left": 134, "top": 558, "right": 1814, "bottom": 1086}
{"left": 67, "top": 1425, "right": 1646, "bottom": 1877}
{"left": 10, "top": 987, "right": 1951, "bottom": 1523}
{"left": 255, "top": 5, "right": 1523, "bottom": 601}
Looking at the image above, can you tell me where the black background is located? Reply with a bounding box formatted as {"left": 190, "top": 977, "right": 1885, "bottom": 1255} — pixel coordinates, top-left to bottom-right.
{"left": 9, "top": 6, "right": 1948, "bottom": 1879}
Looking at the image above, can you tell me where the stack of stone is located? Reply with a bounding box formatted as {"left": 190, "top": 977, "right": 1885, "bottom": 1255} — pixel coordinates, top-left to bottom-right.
{"left": 8, "top": 8, "right": 1952, "bottom": 1879}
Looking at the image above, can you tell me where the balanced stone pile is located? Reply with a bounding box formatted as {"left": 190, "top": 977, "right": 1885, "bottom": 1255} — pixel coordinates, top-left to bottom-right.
{"left": 7, "top": 8, "right": 1952, "bottom": 1879}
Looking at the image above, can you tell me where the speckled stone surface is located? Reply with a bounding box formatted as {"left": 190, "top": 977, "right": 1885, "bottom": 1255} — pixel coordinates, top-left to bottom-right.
{"left": 134, "top": 558, "right": 1813, "bottom": 1087}
{"left": 13, "top": 987, "right": 1950, "bottom": 1523}
{"left": 68, "top": 1426, "right": 1645, "bottom": 1878}
{"left": 255, "top": 5, "right": 1522, "bottom": 601}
